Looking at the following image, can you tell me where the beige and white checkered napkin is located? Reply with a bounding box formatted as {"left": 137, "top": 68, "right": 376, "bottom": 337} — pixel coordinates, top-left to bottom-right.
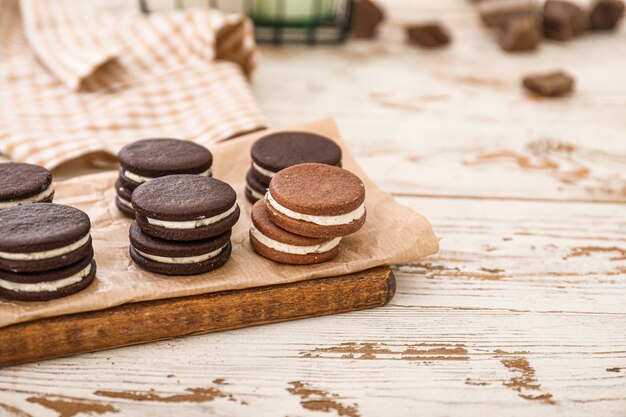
{"left": 0, "top": 0, "right": 268, "bottom": 169}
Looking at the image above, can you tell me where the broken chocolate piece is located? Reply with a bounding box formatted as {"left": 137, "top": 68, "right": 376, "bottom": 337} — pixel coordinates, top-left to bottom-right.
{"left": 589, "top": 0, "right": 625, "bottom": 30}
{"left": 406, "top": 22, "right": 452, "bottom": 48}
{"left": 543, "top": 0, "right": 587, "bottom": 40}
{"left": 478, "top": 0, "right": 537, "bottom": 29}
{"left": 499, "top": 15, "right": 541, "bottom": 51}
{"left": 350, "top": 0, "right": 385, "bottom": 39}
{"left": 522, "top": 71, "right": 575, "bottom": 97}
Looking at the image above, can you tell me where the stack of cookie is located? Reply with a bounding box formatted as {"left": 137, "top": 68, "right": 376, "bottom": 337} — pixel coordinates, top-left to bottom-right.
{"left": 128, "top": 175, "right": 240, "bottom": 276}
{"left": 250, "top": 163, "right": 367, "bottom": 265}
{"left": 116, "top": 138, "right": 213, "bottom": 218}
{"left": 0, "top": 162, "right": 54, "bottom": 209}
{"left": 245, "top": 132, "right": 342, "bottom": 204}
{"left": 0, "top": 204, "right": 96, "bottom": 301}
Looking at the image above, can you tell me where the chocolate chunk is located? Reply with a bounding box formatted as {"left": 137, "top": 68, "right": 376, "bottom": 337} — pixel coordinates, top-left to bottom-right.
{"left": 589, "top": 0, "right": 625, "bottom": 30}
{"left": 406, "top": 22, "right": 452, "bottom": 48}
{"left": 543, "top": 0, "right": 587, "bottom": 40}
{"left": 499, "top": 15, "right": 541, "bottom": 51}
{"left": 478, "top": 0, "right": 537, "bottom": 29}
{"left": 522, "top": 71, "right": 575, "bottom": 97}
{"left": 350, "top": 0, "right": 385, "bottom": 38}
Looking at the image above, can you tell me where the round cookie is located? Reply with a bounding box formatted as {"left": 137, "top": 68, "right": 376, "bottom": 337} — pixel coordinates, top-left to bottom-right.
{"left": 250, "top": 132, "right": 342, "bottom": 185}
{"left": 118, "top": 138, "right": 213, "bottom": 190}
{"left": 0, "top": 204, "right": 93, "bottom": 273}
{"left": 250, "top": 202, "right": 340, "bottom": 265}
{"left": 0, "top": 162, "right": 54, "bottom": 209}
{"left": 129, "top": 222, "right": 231, "bottom": 275}
{"left": 0, "top": 256, "right": 96, "bottom": 302}
{"left": 265, "top": 163, "right": 366, "bottom": 239}
{"left": 245, "top": 168, "right": 267, "bottom": 204}
{"left": 132, "top": 175, "right": 240, "bottom": 241}
{"left": 115, "top": 179, "right": 135, "bottom": 218}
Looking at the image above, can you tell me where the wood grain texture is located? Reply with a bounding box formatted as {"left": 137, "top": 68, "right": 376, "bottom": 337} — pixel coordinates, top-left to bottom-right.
{"left": 1, "top": 0, "right": 625, "bottom": 415}
{"left": 0, "top": 266, "right": 395, "bottom": 368}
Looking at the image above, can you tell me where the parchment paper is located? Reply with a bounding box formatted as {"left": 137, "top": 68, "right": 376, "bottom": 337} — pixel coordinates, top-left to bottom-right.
{"left": 0, "top": 119, "right": 439, "bottom": 329}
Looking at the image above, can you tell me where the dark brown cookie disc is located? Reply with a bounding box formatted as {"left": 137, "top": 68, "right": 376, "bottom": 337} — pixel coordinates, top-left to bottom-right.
{"left": 132, "top": 175, "right": 240, "bottom": 240}
{"left": 0, "top": 204, "right": 92, "bottom": 273}
{"left": 245, "top": 168, "right": 267, "bottom": 204}
{"left": 118, "top": 138, "right": 213, "bottom": 178}
{"left": 250, "top": 202, "right": 340, "bottom": 265}
{"left": 130, "top": 243, "right": 232, "bottom": 276}
{"left": 250, "top": 132, "right": 342, "bottom": 184}
{"left": 0, "top": 162, "right": 54, "bottom": 207}
{"left": 265, "top": 163, "right": 366, "bottom": 239}
{"left": 0, "top": 258, "right": 96, "bottom": 302}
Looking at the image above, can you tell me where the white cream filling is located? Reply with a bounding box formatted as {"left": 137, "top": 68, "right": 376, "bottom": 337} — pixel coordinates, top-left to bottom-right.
{"left": 117, "top": 195, "right": 133, "bottom": 209}
{"left": 0, "top": 264, "right": 91, "bottom": 292}
{"left": 0, "top": 184, "right": 54, "bottom": 209}
{"left": 266, "top": 192, "right": 365, "bottom": 227}
{"left": 252, "top": 162, "right": 276, "bottom": 179}
{"left": 0, "top": 234, "right": 90, "bottom": 261}
{"left": 136, "top": 244, "right": 226, "bottom": 264}
{"left": 250, "top": 223, "right": 341, "bottom": 255}
{"left": 146, "top": 203, "right": 237, "bottom": 230}
{"left": 124, "top": 167, "right": 212, "bottom": 184}
{"left": 246, "top": 184, "right": 266, "bottom": 200}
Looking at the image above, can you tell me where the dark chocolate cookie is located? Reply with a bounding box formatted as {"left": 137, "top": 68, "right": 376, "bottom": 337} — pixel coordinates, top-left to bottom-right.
{"left": 0, "top": 204, "right": 93, "bottom": 273}
{"left": 118, "top": 138, "right": 213, "bottom": 189}
{"left": 265, "top": 163, "right": 366, "bottom": 238}
{"left": 132, "top": 175, "right": 240, "bottom": 240}
{"left": 245, "top": 168, "right": 267, "bottom": 204}
{"left": 0, "top": 162, "right": 54, "bottom": 209}
{"left": 250, "top": 132, "right": 342, "bottom": 185}
{"left": 115, "top": 179, "right": 135, "bottom": 218}
{"left": 0, "top": 257, "right": 96, "bottom": 302}
{"left": 250, "top": 202, "right": 340, "bottom": 264}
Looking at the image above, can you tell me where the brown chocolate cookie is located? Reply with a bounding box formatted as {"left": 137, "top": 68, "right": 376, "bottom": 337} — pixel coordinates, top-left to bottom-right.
{"left": 245, "top": 168, "right": 267, "bottom": 204}
{"left": 0, "top": 162, "right": 54, "bottom": 209}
{"left": 129, "top": 222, "right": 231, "bottom": 275}
{"left": 132, "top": 175, "right": 240, "bottom": 241}
{"left": 250, "top": 202, "right": 340, "bottom": 264}
{"left": 0, "top": 204, "right": 93, "bottom": 273}
{"left": 264, "top": 163, "right": 366, "bottom": 238}
{"left": 250, "top": 131, "right": 342, "bottom": 185}
{"left": 115, "top": 179, "right": 135, "bottom": 218}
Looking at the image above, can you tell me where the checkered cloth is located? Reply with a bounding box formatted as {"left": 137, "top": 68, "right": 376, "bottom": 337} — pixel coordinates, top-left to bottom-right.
{"left": 0, "top": 0, "right": 267, "bottom": 169}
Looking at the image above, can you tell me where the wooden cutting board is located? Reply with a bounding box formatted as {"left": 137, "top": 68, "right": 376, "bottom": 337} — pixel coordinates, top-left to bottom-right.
{"left": 0, "top": 265, "right": 394, "bottom": 368}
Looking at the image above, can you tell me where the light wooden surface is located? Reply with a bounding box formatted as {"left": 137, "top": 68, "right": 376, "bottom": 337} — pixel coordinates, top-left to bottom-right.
{"left": 1, "top": 0, "right": 626, "bottom": 416}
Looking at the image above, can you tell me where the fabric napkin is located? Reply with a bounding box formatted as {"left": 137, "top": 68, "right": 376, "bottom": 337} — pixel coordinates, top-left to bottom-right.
{"left": 0, "top": 0, "right": 267, "bottom": 169}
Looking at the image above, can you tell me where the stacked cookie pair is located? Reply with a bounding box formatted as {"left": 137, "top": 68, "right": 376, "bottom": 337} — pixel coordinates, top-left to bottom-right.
{"left": 245, "top": 132, "right": 343, "bottom": 204}
{"left": 128, "top": 175, "right": 240, "bottom": 276}
{"left": 115, "top": 139, "right": 213, "bottom": 218}
{"left": 0, "top": 204, "right": 96, "bottom": 301}
{"left": 250, "top": 163, "right": 367, "bottom": 265}
{"left": 0, "top": 162, "right": 54, "bottom": 209}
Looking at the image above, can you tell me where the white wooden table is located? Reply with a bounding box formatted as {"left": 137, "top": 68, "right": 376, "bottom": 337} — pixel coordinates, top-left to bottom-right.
{"left": 1, "top": 1, "right": 625, "bottom": 416}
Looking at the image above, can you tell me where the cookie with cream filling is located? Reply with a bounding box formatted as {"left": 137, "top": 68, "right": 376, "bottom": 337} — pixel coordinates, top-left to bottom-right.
{"left": 0, "top": 162, "right": 54, "bottom": 209}
{"left": 129, "top": 222, "right": 231, "bottom": 275}
{"left": 132, "top": 175, "right": 240, "bottom": 241}
{"left": 115, "top": 179, "right": 135, "bottom": 218}
{"left": 0, "top": 204, "right": 93, "bottom": 273}
{"left": 250, "top": 201, "right": 340, "bottom": 264}
{"left": 117, "top": 138, "right": 213, "bottom": 191}
{"left": 264, "top": 163, "right": 366, "bottom": 239}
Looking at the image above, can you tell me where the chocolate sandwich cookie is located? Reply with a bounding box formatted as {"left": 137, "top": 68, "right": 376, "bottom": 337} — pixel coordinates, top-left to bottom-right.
{"left": 250, "top": 132, "right": 342, "bottom": 185}
{"left": 115, "top": 179, "right": 135, "bottom": 218}
{"left": 118, "top": 138, "right": 213, "bottom": 190}
{"left": 265, "top": 163, "right": 366, "bottom": 239}
{"left": 250, "top": 202, "right": 340, "bottom": 265}
{"left": 129, "top": 222, "right": 231, "bottom": 275}
{"left": 0, "top": 255, "right": 96, "bottom": 301}
{"left": 245, "top": 168, "right": 267, "bottom": 204}
{"left": 0, "top": 162, "right": 54, "bottom": 209}
{"left": 132, "top": 175, "right": 240, "bottom": 241}
{"left": 0, "top": 204, "right": 93, "bottom": 273}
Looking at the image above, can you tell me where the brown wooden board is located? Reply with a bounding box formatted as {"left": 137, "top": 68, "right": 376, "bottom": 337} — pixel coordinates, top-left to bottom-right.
{"left": 0, "top": 266, "right": 394, "bottom": 368}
